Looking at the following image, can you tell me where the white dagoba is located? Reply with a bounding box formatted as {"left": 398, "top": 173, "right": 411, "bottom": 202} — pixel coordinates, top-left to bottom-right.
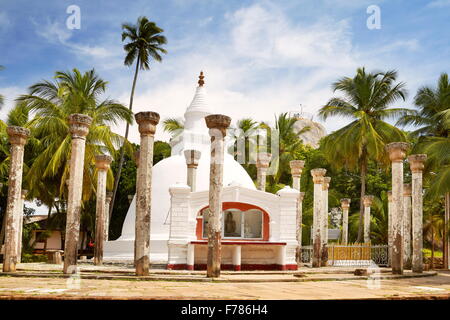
{"left": 104, "top": 72, "right": 256, "bottom": 263}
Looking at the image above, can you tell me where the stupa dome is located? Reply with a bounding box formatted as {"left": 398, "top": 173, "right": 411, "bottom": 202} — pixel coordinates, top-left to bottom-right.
{"left": 104, "top": 72, "right": 256, "bottom": 263}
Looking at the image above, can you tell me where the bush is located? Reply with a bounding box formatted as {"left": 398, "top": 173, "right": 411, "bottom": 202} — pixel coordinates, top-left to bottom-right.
{"left": 21, "top": 253, "right": 48, "bottom": 263}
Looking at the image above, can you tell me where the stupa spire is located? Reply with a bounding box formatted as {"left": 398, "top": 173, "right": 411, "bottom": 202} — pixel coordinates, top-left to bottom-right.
{"left": 198, "top": 71, "right": 205, "bottom": 87}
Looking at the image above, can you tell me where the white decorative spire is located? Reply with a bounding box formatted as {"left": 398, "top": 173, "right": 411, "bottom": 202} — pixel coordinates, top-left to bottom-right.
{"left": 184, "top": 71, "right": 211, "bottom": 130}
{"left": 171, "top": 71, "right": 212, "bottom": 155}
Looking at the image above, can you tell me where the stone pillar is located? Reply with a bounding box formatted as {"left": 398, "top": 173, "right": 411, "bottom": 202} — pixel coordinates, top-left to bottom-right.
{"left": 408, "top": 154, "right": 427, "bottom": 273}
{"left": 289, "top": 160, "right": 305, "bottom": 191}
{"left": 340, "top": 198, "right": 351, "bottom": 244}
{"left": 403, "top": 183, "right": 412, "bottom": 269}
{"left": 134, "top": 111, "right": 160, "bottom": 276}
{"left": 311, "top": 168, "right": 326, "bottom": 268}
{"left": 205, "top": 114, "right": 231, "bottom": 278}
{"left": 363, "top": 195, "right": 374, "bottom": 243}
{"left": 232, "top": 245, "right": 241, "bottom": 271}
{"left": 289, "top": 160, "right": 305, "bottom": 263}
{"left": 296, "top": 192, "right": 305, "bottom": 263}
{"left": 2, "top": 126, "right": 29, "bottom": 273}
{"left": 187, "top": 244, "right": 195, "bottom": 271}
{"left": 94, "top": 155, "right": 112, "bottom": 266}
{"left": 63, "top": 114, "right": 92, "bottom": 274}
{"left": 184, "top": 149, "right": 201, "bottom": 192}
{"left": 16, "top": 189, "right": 28, "bottom": 263}
{"left": 387, "top": 191, "right": 393, "bottom": 266}
{"left": 386, "top": 142, "right": 409, "bottom": 275}
{"left": 104, "top": 191, "right": 113, "bottom": 241}
{"left": 133, "top": 150, "right": 139, "bottom": 266}
{"left": 321, "top": 177, "right": 331, "bottom": 266}
{"left": 256, "top": 153, "right": 271, "bottom": 191}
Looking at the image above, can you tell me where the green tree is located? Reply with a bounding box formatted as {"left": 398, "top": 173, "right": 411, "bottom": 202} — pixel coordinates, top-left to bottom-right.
{"left": 17, "top": 69, "right": 133, "bottom": 205}
{"left": 228, "top": 118, "right": 260, "bottom": 180}
{"left": 111, "top": 16, "right": 168, "bottom": 217}
{"left": 0, "top": 102, "right": 39, "bottom": 247}
{"left": 162, "top": 117, "right": 184, "bottom": 141}
{"left": 398, "top": 73, "right": 450, "bottom": 265}
{"left": 319, "top": 67, "right": 408, "bottom": 242}
{"left": 261, "top": 113, "right": 311, "bottom": 192}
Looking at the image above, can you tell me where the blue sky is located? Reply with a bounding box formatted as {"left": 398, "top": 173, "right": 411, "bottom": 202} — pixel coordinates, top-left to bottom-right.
{"left": 1, "top": 0, "right": 450, "bottom": 143}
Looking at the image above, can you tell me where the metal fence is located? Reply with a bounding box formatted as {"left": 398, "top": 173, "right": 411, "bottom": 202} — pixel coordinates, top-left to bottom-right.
{"left": 300, "top": 244, "right": 389, "bottom": 267}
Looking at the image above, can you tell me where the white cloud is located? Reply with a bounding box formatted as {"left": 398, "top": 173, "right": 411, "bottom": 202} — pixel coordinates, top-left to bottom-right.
{"left": 106, "top": 3, "right": 365, "bottom": 144}
{"left": 28, "top": 2, "right": 428, "bottom": 144}
{"left": 34, "top": 19, "right": 72, "bottom": 43}
{"left": 34, "top": 19, "right": 119, "bottom": 61}
{"left": 376, "top": 39, "right": 420, "bottom": 54}
{"left": 0, "top": 86, "right": 25, "bottom": 120}
{"left": 428, "top": 0, "right": 450, "bottom": 8}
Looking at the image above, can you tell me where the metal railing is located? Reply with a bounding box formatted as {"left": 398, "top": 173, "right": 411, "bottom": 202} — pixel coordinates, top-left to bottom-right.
{"left": 300, "top": 244, "right": 389, "bottom": 267}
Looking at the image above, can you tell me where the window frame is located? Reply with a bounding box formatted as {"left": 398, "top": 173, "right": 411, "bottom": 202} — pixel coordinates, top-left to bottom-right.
{"left": 202, "top": 208, "right": 264, "bottom": 240}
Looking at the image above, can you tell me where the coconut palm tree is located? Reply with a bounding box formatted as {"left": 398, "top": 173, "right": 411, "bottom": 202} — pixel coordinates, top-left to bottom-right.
{"left": 369, "top": 192, "right": 389, "bottom": 244}
{"left": 398, "top": 73, "right": 450, "bottom": 265}
{"left": 162, "top": 117, "right": 184, "bottom": 140}
{"left": 0, "top": 102, "right": 39, "bottom": 247}
{"left": 319, "top": 67, "right": 408, "bottom": 242}
{"left": 261, "top": 113, "right": 311, "bottom": 192}
{"left": 111, "top": 16, "right": 167, "bottom": 216}
{"left": 228, "top": 118, "right": 259, "bottom": 172}
{"left": 397, "top": 73, "right": 450, "bottom": 138}
{"left": 17, "top": 68, "right": 133, "bottom": 204}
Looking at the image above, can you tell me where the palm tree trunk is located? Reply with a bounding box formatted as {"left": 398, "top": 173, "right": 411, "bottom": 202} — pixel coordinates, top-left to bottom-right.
{"left": 109, "top": 55, "right": 140, "bottom": 218}
{"left": 356, "top": 151, "right": 367, "bottom": 243}
{"left": 444, "top": 192, "right": 450, "bottom": 269}
{"left": 431, "top": 225, "right": 435, "bottom": 270}
{"left": 0, "top": 212, "right": 6, "bottom": 247}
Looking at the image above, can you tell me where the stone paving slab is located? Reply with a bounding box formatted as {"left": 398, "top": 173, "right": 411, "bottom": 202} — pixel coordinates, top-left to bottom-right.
{"left": 0, "top": 262, "right": 439, "bottom": 284}
{"left": 0, "top": 272, "right": 449, "bottom": 300}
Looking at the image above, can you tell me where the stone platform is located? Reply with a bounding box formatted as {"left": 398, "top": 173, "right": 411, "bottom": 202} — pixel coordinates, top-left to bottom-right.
{"left": 0, "top": 262, "right": 438, "bottom": 283}
{"left": 0, "top": 262, "right": 449, "bottom": 300}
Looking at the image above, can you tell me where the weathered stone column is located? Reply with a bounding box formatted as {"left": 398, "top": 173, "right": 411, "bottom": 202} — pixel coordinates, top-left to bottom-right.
{"left": 387, "top": 191, "right": 393, "bottom": 266}
{"left": 386, "top": 142, "right": 409, "bottom": 275}
{"left": 289, "top": 160, "right": 304, "bottom": 191}
{"left": 296, "top": 192, "right": 305, "bottom": 264}
{"left": 340, "top": 198, "right": 351, "bottom": 244}
{"left": 289, "top": 160, "right": 305, "bottom": 263}
{"left": 104, "top": 191, "right": 113, "bottom": 241}
{"left": 403, "top": 183, "right": 412, "bottom": 269}
{"left": 3, "top": 126, "right": 29, "bottom": 273}
{"left": 133, "top": 150, "right": 140, "bottom": 266}
{"left": 311, "top": 168, "right": 326, "bottom": 268}
{"left": 408, "top": 154, "right": 427, "bottom": 273}
{"left": 184, "top": 149, "right": 201, "bottom": 192}
{"left": 134, "top": 111, "right": 160, "bottom": 276}
{"left": 363, "top": 195, "right": 374, "bottom": 243}
{"left": 63, "top": 114, "right": 92, "bottom": 274}
{"left": 94, "top": 155, "right": 112, "bottom": 266}
{"left": 256, "top": 153, "right": 271, "bottom": 191}
{"left": 16, "top": 189, "right": 28, "bottom": 263}
{"left": 321, "top": 177, "right": 331, "bottom": 266}
{"left": 205, "top": 114, "right": 231, "bottom": 278}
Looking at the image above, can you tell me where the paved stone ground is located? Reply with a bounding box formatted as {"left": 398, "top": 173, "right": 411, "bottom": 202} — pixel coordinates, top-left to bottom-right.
{"left": 0, "top": 263, "right": 449, "bottom": 300}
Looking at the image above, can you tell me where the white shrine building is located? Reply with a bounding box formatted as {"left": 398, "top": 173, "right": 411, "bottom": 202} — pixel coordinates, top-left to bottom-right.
{"left": 104, "top": 74, "right": 300, "bottom": 271}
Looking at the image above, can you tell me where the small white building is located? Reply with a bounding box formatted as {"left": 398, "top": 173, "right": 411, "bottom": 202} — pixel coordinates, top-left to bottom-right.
{"left": 104, "top": 73, "right": 299, "bottom": 270}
